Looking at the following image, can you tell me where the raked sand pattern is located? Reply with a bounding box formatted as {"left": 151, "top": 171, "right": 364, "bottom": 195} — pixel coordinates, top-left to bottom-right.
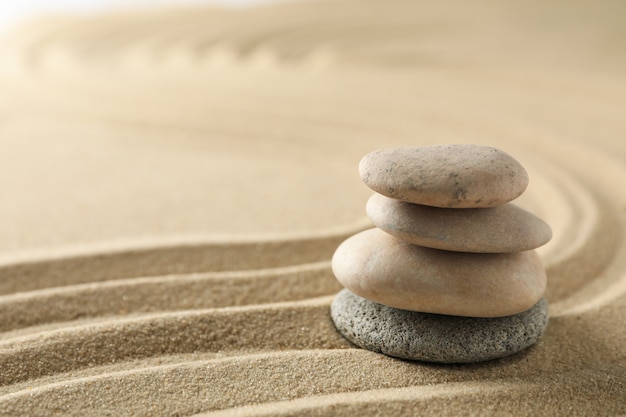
{"left": 0, "top": 1, "right": 625, "bottom": 415}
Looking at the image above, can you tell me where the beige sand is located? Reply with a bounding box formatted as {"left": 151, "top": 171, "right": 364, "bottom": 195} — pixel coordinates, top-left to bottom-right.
{"left": 0, "top": 0, "right": 625, "bottom": 415}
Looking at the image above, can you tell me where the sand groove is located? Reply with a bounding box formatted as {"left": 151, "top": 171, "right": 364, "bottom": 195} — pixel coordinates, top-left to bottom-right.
{"left": 0, "top": 262, "right": 339, "bottom": 333}
{"left": 1, "top": 350, "right": 623, "bottom": 416}
{"left": 196, "top": 374, "right": 625, "bottom": 417}
{"left": 0, "top": 231, "right": 359, "bottom": 295}
{"left": 0, "top": 298, "right": 351, "bottom": 386}
{"left": 0, "top": 0, "right": 625, "bottom": 415}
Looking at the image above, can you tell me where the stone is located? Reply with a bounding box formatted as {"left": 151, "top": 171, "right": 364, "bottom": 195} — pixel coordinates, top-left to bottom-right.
{"left": 359, "top": 144, "right": 529, "bottom": 208}
{"left": 331, "top": 228, "right": 546, "bottom": 317}
{"left": 366, "top": 193, "right": 552, "bottom": 253}
{"left": 330, "top": 288, "right": 549, "bottom": 363}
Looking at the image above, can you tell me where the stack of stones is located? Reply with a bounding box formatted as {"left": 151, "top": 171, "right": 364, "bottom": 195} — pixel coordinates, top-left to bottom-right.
{"left": 330, "top": 144, "right": 552, "bottom": 363}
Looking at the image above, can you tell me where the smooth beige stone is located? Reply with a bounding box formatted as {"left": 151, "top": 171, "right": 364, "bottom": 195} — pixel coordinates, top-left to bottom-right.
{"left": 366, "top": 193, "right": 552, "bottom": 253}
{"left": 332, "top": 228, "right": 547, "bottom": 317}
{"left": 359, "top": 145, "right": 529, "bottom": 208}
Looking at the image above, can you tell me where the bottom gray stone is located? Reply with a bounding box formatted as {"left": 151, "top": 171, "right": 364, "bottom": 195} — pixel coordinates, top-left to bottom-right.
{"left": 330, "top": 289, "right": 549, "bottom": 363}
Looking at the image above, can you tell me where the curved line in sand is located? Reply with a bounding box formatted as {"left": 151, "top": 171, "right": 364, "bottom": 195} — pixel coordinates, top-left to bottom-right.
{"left": 194, "top": 370, "right": 625, "bottom": 417}
{"left": 0, "top": 297, "right": 342, "bottom": 386}
{"left": 0, "top": 261, "right": 338, "bottom": 333}
{"left": 0, "top": 348, "right": 537, "bottom": 405}
{"left": 0, "top": 350, "right": 480, "bottom": 402}
{"left": 1, "top": 348, "right": 622, "bottom": 416}
{"left": 0, "top": 219, "right": 371, "bottom": 266}
{"left": 526, "top": 157, "right": 599, "bottom": 266}
{"left": 2, "top": 373, "right": 516, "bottom": 415}
{"left": 0, "top": 222, "right": 370, "bottom": 296}
{"left": 195, "top": 383, "right": 523, "bottom": 417}
{"left": 533, "top": 142, "right": 626, "bottom": 316}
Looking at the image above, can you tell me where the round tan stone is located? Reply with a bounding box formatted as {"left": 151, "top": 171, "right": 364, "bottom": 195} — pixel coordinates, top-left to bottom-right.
{"left": 331, "top": 228, "right": 547, "bottom": 317}
{"left": 366, "top": 193, "right": 552, "bottom": 253}
{"left": 359, "top": 145, "right": 529, "bottom": 208}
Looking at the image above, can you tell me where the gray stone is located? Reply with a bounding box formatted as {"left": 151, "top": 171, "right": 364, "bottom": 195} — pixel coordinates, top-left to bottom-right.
{"left": 359, "top": 144, "right": 529, "bottom": 208}
{"left": 366, "top": 193, "right": 552, "bottom": 253}
{"left": 330, "top": 288, "right": 549, "bottom": 363}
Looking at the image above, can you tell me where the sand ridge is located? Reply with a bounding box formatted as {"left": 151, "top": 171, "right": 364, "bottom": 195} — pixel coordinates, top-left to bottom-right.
{"left": 0, "top": 0, "right": 625, "bottom": 415}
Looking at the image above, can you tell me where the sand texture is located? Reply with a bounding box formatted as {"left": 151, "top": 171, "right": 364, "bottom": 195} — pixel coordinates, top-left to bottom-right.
{"left": 0, "top": 0, "right": 625, "bottom": 415}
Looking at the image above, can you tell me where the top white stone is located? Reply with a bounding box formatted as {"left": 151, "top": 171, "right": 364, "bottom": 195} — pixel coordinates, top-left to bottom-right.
{"left": 359, "top": 144, "right": 529, "bottom": 208}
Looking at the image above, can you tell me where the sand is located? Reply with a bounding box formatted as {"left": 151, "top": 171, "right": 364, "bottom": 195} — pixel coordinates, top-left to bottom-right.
{"left": 0, "top": 0, "right": 625, "bottom": 415}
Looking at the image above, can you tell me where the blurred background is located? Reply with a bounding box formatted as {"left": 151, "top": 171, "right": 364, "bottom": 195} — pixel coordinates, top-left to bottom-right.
{"left": 1, "top": 0, "right": 624, "bottom": 256}
{"left": 0, "top": 0, "right": 275, "bottom": 33}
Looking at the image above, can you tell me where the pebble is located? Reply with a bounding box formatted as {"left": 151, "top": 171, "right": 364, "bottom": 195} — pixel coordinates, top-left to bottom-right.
{"left": 331, "top": 228, "right": 546, "bottom": 317}
{"left": 359, "top": 144, "right": 529, "bottom": 208}
{"left": 366, "top": 193, "right": 552, "bottom": 253}
{"left": 331, "top": 289, "right": 549, "bottom": 363}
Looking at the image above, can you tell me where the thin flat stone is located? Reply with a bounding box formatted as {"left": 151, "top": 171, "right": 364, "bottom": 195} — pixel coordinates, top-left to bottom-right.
{"left": 366, "top": 193, "right": 552, "bottom": 253}
{"left": 332, "top": 228, "right": 546, "bottom": 317}
{"left": 359, "top": 145, "right": 529, "bottom": 208}
{"left": 330, "top": 288, "right": 549, "bottom": 363}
